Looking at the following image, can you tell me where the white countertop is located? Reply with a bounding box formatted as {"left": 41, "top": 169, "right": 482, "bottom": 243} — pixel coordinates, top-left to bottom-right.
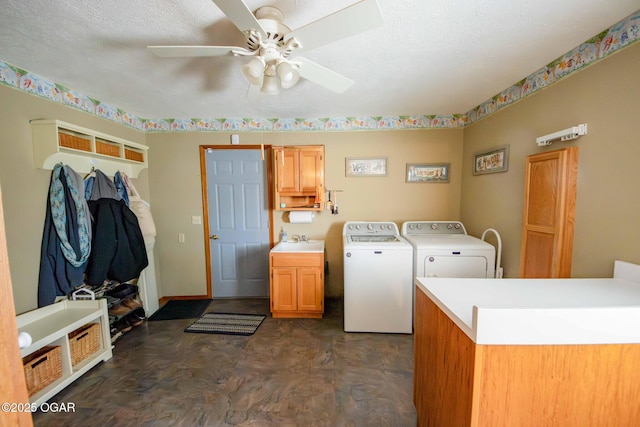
{"left": 270, "top": 240, "right": 324, "bottom": 253}
{"left": 416, "top": 265, "right": 640, "bottom": 345}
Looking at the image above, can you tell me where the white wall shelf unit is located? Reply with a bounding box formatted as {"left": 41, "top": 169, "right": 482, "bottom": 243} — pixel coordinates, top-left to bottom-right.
{"left": 30, "top": 119, "right": 148, "bottom": 177}
{"left": 16, "top": 299, "right": 113, "bottom": 406}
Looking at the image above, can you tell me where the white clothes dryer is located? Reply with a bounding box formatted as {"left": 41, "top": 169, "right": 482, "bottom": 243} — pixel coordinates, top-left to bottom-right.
{"left": 401, "top": 221, "right": 496, "bottom": 280}
{"left": 343, "top": 221, "right": 413, "bottom": 333}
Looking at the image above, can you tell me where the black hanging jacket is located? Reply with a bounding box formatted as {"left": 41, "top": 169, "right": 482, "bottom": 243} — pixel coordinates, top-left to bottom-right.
{"left": 86, "top": 198, "right": 148, "bottom": 286}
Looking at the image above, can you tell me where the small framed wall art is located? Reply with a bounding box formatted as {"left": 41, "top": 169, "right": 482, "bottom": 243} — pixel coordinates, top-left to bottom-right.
{"left": 345, "top": 157, "right": 388, "bottom": 177}
{"left": 473, "top": 145, "right": 510, "bottom": 175}
{"left": 406, "top": 163, "right": 450, "bottom": 183}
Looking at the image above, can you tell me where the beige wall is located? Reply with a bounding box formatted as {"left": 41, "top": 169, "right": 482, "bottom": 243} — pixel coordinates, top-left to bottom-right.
{"left": 3, "top": 40, "right": 638, "bottom": 314}
{"left": 460, "top": 42, "right": 640, "bottom": 278}
{"left": 146, "top": 129, "right": 463, "bottom": 298}
{"left": 0, "top": 85, "right": 149, "bottom": 314}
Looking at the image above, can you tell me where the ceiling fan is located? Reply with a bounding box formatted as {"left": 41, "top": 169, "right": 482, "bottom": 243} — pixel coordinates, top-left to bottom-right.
{"left": 148, "top": 0, "right": 384, "bottom": 95}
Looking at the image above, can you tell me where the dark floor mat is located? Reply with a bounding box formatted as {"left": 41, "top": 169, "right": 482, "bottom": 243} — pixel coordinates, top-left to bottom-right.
{"left": 147, "top": 299, "right": 212, "bottom": 321}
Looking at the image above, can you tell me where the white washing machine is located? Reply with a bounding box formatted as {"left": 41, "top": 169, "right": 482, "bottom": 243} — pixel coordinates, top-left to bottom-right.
{"left": 401, "top": 221, "right": 496, "bottom": 279}
{"left": 343, "top": 221, "right": 413, "bottom": 333}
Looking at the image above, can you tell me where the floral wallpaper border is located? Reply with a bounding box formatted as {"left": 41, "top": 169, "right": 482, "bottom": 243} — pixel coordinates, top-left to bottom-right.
{"left": 1, "top": 11, "right": 638, "bottom": 133}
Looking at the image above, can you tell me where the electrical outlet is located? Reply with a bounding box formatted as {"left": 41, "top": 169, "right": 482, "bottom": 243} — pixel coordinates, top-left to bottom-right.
{"left": 178, "top": 233, "right": 185, "bottom": 243}
{"left": 191, "top": 216, "right": 202, "bottom": 225}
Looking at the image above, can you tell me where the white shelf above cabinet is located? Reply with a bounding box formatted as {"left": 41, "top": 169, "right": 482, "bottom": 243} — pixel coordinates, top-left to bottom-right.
{"left": 30, "top": 119, "right": 149, "bottom": 178}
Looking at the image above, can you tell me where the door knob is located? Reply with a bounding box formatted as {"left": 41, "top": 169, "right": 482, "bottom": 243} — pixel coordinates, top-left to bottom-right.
{"left": 210, "top": 234, "right": 219, "bottom": 240}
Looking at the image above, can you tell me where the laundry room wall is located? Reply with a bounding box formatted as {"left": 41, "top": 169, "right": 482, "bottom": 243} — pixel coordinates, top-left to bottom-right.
{"left": 460, "top": 41, "right": 640, "bottom": 278}
{"left": 0, "top": 84, "right": 150, "bottom": 314}
{"left": 146, "top": 128, "right": 463, "bottom": 298}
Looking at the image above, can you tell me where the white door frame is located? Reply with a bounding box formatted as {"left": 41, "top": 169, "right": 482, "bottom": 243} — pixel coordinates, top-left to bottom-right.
{"left": 199, "top": 145, "right": 274, "bottom": 298}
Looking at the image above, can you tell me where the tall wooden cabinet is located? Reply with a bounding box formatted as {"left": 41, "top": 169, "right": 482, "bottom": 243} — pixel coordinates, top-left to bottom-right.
{"left": 519, "top": 147, "right": 578, "bottom": 278}
{"left": 274, "top": 145, "right": 324, "bottom": 210}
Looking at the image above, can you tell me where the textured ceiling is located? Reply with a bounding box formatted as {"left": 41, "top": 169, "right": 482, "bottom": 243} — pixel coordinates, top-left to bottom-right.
{"left": 1, "top": 0, "right": 639, "bottom": 120}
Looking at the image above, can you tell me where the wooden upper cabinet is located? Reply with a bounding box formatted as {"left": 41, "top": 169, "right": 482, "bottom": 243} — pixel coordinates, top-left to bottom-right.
{"left": 519, "top": 147, "right": 578, "bottom": 278}
{"left": 299, "top": 149, "right": 324, "bottom": 194}
{"left": 274, "top": 145, "right": 324, "bottom": 210}
{"left": 276, "top": 149, "right": 300, "bottom": 194}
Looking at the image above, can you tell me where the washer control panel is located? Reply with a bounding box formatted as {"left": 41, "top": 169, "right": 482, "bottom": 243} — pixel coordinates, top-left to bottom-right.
{"left": 401, "top": 221, "right": 467, "bottom": 235}
{"left": 343, "top": 221, "right": 399, "bottom": 236}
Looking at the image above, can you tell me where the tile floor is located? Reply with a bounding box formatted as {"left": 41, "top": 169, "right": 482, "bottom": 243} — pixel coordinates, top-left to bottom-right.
{"left": 32, "top": 298, "right": 417, "bottom": 426}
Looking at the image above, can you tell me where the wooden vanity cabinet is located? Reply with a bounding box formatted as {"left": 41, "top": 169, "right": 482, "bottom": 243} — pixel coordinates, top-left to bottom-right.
{"left": 274, "top": 145, "right": 324, "bottom": 210}
{"left": 270, "top": 252, "right": 324, "bottom": 318}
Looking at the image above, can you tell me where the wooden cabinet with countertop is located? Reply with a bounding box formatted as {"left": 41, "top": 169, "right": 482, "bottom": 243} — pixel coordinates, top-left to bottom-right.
{"left": 413, "top": 264, "right": 640, "bottom": 427}
{"left": 270, "top": 252, "right": 324, "bottom": 318}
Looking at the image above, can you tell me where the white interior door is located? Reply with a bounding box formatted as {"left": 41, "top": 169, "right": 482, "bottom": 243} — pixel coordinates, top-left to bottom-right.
{"left": 206, "top": 149, "right": 270, "bottom": 297}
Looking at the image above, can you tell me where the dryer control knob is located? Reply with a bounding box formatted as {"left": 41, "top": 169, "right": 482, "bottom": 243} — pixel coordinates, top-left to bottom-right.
{"left": 431, "top": 224, "right": 438, "bottom": 230}
{"left": 454, "top": 224, "right": 461, "bottom": 229}
{"left": 447, "top": 224, "right": 453, "bottom": 229}
{"left": 367, "top": 224, "right": 373, "bottom": 230}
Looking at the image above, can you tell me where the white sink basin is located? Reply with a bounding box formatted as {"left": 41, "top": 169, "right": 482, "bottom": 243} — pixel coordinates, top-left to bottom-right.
{"left": 271, "top": 240, "right": 324, "bottom": 253}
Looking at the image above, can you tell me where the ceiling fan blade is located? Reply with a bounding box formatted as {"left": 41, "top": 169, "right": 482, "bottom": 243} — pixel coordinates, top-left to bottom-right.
{"left": 212, "top": 0, "right": 268, "bottom": 38}
{"left": 285, "top": 0, "right": 383, "bottom": 52}
{"left": 295, "top": 57, "right": 354, "bottom": 94}
{"left": 148, "top": 46, "right": 249, "bottom": 57}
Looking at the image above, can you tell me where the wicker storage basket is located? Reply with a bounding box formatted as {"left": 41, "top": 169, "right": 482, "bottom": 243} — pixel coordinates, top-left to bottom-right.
{"left": 23, "top": 346, "right": 62, "bottom": 396}
{"left": 69, "top": 323, "right": 101, "bottom": 366}
{"left": 58, "top": 132, "right": 91, "bottom": 152}
{"left": 124, "top": 147, "right": 145, "bottom": 163}
{"left": 95, "top": 140, "right": 121, "bottom": 157}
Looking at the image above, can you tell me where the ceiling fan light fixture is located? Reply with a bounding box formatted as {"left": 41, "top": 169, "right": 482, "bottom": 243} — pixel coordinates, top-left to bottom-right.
{"left": 261, "top": 74, "right": 280, "bottom": 95}
{"left": 241, "top": 58, "right": 265, "bottom": 85}
{"left": 277, "top": 61, "right": 300, "bottom": 89}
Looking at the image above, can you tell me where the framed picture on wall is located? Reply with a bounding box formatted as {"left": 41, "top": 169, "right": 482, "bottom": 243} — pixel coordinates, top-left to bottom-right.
{"left": 345, "top": 157, "right": 388, "bottom": 177}
{"left": 406, "top": 163, "right": 450, "bottom": 183}
{"left": 473, "top": 145, "right": 510, "bottom": 175}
